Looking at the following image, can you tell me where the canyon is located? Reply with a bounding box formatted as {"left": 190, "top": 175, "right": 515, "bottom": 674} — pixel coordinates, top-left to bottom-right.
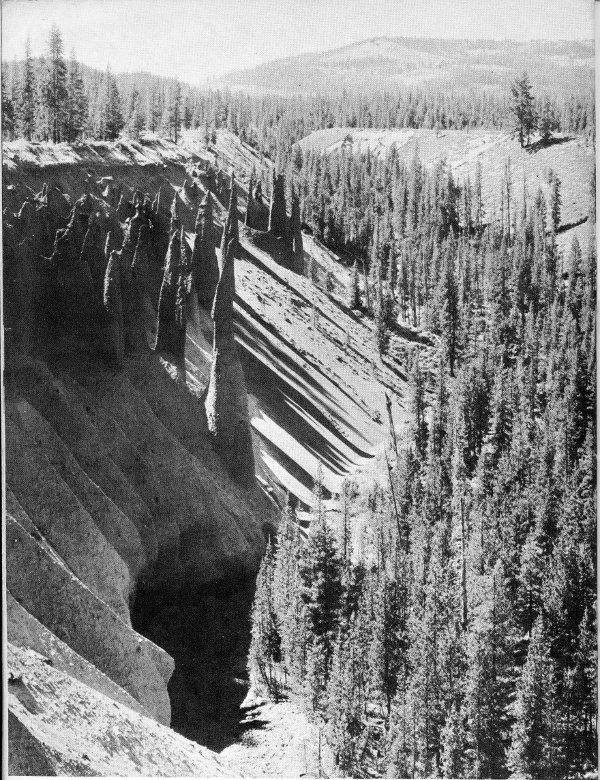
{"left": 4, "top": 131, "right": 420, "bottom": 775}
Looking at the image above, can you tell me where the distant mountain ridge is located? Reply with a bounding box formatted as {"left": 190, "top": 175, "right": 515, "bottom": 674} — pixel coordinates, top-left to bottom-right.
{"left": 219, "top": 36, "right": 594, "bottom": 95}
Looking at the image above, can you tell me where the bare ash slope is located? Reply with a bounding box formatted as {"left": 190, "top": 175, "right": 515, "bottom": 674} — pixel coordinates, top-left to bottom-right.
{"left": 182, "top": 130, "right": 427, "bottom": 504}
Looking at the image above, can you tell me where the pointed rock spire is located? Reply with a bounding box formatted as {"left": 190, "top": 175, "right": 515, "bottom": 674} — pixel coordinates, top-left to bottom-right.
{"left": 117, "top": 193, "right": 132, "bottom": 223}
{"left": 119, "top": 205, "right": 151, "bottom": 357}
{"left": 268, "top": 171, "right": 288, "bottom": 237}
{"left": 152, "top": 189, "right": 161, "bottom": 222}
{"left": 245, "top": 170, "right": 256, "bottom": 228}
{"left": 130, "top": 223, "right": 152, "bottom": 352}
{"left": 170, "top": 193, "right": 181, "bottom": 235}
{"left": 155, "top": 228, "right": 186, "bottom": 362}
{"left": 103, "top": 250, "right": 124, "bottom": 370}
{"left": 219, "top": 177, "right": 239, "bottom": 270}
{"left": 290, "top": 191, "right": 304, "bottom": 273}
{"left": 205, "top": 238, "right": 255, "bottom": 485}
{"left": 193, "top": 192, "right": 220, "bottom": 310}
{"left": 80, "top": 214, "right": 106, "bottom": 292}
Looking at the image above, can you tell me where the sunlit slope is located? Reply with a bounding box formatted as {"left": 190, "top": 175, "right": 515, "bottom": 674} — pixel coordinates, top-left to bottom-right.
{"left": 300, "top": 128, "right": 595, "bottom": 251}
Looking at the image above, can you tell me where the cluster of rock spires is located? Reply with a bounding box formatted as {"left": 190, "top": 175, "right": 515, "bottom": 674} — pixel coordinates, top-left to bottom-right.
{"left": 4, "top": 172, "right": 257, "bottom": 486}
{"left": 5, "top": 153, "right": 308, "bottom": 486}
{"left": 205, "top": 161, "right": 304, "bottom": 274}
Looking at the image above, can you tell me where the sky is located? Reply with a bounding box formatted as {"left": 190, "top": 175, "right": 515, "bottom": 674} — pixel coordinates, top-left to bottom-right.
{"left": 1, "top": 0, "right": 595, "bottom": 84}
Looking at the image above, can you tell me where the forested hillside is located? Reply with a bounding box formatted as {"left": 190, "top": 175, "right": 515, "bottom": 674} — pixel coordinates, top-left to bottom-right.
{"left": 220, "top": 36, "right": 594, "bottom": 96}
{"left": 2, "top": 28, "right": 594, "bottom": 153}
{"left": 249, "top": 145, "right": 597, "bottom": 778}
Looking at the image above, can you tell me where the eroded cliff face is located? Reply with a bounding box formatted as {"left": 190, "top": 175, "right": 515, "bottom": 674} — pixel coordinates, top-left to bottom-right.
{"left": 3, "top": 138, "right": 272, "bottom": 775}
{"left": 4, "top": 133, "right": 418, "bottom": 774}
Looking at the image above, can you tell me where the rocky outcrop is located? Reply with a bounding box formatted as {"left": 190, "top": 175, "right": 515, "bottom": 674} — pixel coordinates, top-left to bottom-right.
{"left": 205, "top": 236, "right": 255, "bottom": 485}
{"left": 36, "top": 182, "right": 72, "bottom": 223}
{"left": 170, "top": 193, "right": 181, "bottom": 235}
{"left": 119, "top": 202, "right": 150, "bottom": 355}
{"left": 116, "top": 192, "right": 134, "bottom": 223}
{"left": 103, "top": 250, "right": 125, "bottom": 370}
{"left": 268, "top": 171, "right": 288, "bottom": 237}
{"left": 130, "top": 223, "right": 154, "bottom": 350}
{"left": 245, "top": 172, "right": 269, "bottom": 231}
{"left": 8, "top": 644, "right": 239, "bottom": 777}
{"left": 220, "top": 176, "right": 239, "bottom": 268}
{"left": 48, "top": 205, "right": 97, "bottom": 344}
{"left": 155, "top": 229, "right": 186, "bottom": 362}
{"left": 6, "top": 509, "right": 172, "bottom": 724}
{"left": 193, "top": 192, "right": 220, "bottom": 309}
{"left": 216, "top": 168, "right": 229, "bottom": 204}
{"left": 80, "top": 214, "right": 107, "bottom": 292}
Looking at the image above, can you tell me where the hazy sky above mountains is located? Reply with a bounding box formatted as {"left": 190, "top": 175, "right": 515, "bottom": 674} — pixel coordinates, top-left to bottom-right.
{"left": 2, "top": 0, "right": 594, "bottom": 84}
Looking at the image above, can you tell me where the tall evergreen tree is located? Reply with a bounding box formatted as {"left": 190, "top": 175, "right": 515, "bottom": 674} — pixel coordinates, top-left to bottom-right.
{"left": 510, "top": 72, "right": 538, "bottom": 148}
{"left": 17, "top": 37, "right": 36, "bottom": 141}
{"left": 42, "top": 24, "right": 68, "bottom": 143}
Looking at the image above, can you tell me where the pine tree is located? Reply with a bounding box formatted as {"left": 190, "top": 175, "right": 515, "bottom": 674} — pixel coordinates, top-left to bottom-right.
{"left": 1, "top": 64, "right": 15, "bottom": 139}
{"left": 42, "top": 25, "right": 68, "bottom": 143}
{"left": 249, "top": 537, "right": 282, "bottom": 698}
{"left": 126, "top": 87, "right": 145, "bottom": 139}
{"left": 168, "top": 81, "right": 182, "bottom": 143}
{"left": 102, "top": 66, "right": 124, "bottom": 140}
{"left": 17, "top": 37, "right": 36, "bottom": 141}
{"left": 510, "top": 72, "right": 538, "bottom": 148}
{"left": 549, "top": 172, "right": 561, "bottom": 234}
{"left": 64, "top": 51, "right": 87, "bottom": 142}
{"left": 539, "top": 97, "right": 558, "bottom": 144}
{"left": 300, "top": 468, "right": 343, "bottom": 704}
{"left": 508, "top": 617, "right": 564, "bottom": 779}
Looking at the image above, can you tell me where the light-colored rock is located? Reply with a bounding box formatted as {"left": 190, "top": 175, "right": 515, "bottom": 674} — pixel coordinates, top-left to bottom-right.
{"left": 8, "top": 644, "right": 240, "bottom": 777}
{"left": 6, "top": 512, "right": 173, "bottom": 724}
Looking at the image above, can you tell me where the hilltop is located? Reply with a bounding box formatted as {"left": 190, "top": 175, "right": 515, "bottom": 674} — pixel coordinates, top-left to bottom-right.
{"left": 220, "top": 36, "right": 594, "bottom": 95}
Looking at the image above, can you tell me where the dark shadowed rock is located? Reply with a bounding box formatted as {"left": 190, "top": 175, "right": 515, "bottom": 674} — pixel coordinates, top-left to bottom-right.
{"left": 36, "top": 184, "right": 71, "bottom": 223}
{"left": 16, "top": 200, "right": 36, "bottom": 240}
{"left": 244, "top": 171, "right": 268, "bottom": 231}
{"left": 119, "top": 206, "right": 150, "bottom": 357}
{"left": 47, "top": 208, "right": 96, "bottom": 344}
{"left": 193, "top": 192, "right": 220, "bottom": 309}
{"left": 117, "top": 194, "right": 133, "bottom": 224}
{"left": 170, "top": 193, "right": 181, "bottom": 235}
{"left": 155, "top": 230, "right": 186, "bottom": 362}
{"left": 205, "top": 238, "right": 255, "bottom": 485}
{"left": 216, "top": 168, "right": 228, "bottom": 203}
{"left": 103, "top": 250, "right": 124, "bottom": 370}
{"left": 81, "top": 215, "right": 105, "bottom": 275}
{"left": 268, "top": 171, "right": 288, "bottom": 237}
{"left": 127, "top": 223, "right": 153, "bottom": 353}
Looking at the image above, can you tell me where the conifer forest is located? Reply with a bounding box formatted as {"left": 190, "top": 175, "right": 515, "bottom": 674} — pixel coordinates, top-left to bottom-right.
{"left": 2, "top": 14, "right": 596, "bottom": 780}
